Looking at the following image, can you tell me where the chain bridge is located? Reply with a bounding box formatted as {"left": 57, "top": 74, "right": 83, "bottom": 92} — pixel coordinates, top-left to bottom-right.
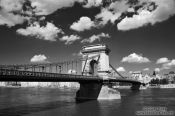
{"left": 0, "top": 44, "right": 143, "bottom": 100}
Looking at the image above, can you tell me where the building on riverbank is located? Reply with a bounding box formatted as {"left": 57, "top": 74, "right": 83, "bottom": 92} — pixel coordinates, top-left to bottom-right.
{"left": 150, "top": 71, "right": 175, "bottom": 85}
{"left": 131, "top": 71, "right": 151, "bottom": 83}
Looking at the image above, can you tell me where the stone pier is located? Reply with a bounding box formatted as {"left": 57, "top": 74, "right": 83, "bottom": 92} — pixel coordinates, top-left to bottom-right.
{"left": 131, "top": 83, "right": 141, "bottom": 90}
{"left": 76, "top": 82, "right": 121, "bottom": 100}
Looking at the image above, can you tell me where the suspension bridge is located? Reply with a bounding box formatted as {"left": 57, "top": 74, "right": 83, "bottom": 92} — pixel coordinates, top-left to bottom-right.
{"left": 0, "top": 44, "right": 143, "bottom": 100}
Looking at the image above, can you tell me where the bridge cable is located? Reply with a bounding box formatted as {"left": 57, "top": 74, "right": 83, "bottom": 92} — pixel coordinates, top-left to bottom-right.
{"left": 109, "top": 64, "right": 125, "bottom": 78}
{"left": 82, "top": 55, "right": 88, "bottom": 75}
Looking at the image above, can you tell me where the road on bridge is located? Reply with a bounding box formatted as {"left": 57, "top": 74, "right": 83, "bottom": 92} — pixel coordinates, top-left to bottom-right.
{"left": 0, "top": 69, "right": 141, "bottom": 84}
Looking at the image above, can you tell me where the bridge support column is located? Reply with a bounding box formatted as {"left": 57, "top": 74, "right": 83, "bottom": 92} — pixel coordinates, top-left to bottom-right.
{"left": 131, "top": 83, "right": 141, "bottom": 90}
{"left": 76, "top": 82, "right": 121, "bottom": 101}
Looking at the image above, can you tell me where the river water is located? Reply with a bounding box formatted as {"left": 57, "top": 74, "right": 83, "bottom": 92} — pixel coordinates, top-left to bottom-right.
{"left": 0, "top": 87, "right": 174, "bottom": 116}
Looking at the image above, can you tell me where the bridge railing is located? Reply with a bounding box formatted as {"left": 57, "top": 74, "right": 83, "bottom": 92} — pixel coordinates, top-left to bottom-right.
{"left": 0, "top": 68, "right": 99, "bottom": 78}
{"left": 0, "top": 68, "right": 64, "bottom": 77}
{"left": 0, "top": 68, "right": 105, "bottom": 82}
{"left": 0, "top": 59, "right": 83, "bottom": 75}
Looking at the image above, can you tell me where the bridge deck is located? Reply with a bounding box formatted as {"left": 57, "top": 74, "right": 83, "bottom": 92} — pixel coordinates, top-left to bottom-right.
{"left": 0, "top": 69, "right": 141, "bottom": 84}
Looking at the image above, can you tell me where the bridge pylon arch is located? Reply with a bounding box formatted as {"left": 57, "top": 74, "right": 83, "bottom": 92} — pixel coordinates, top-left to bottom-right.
{"left": 81, "top": 44, "right": 110, "bottom": 79}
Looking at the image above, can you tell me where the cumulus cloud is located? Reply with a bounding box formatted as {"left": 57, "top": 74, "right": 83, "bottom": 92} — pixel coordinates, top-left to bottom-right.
{"left": 117, "top": 0, "right": 175, "bottom": 31}
{"left": 109, "top": 0, "right": 129, "bottom": 13}
{"left": 156, "top": 57, "right": 170, "bottom": 64}
{"left": 1, "top": 0, "right": 175, "bottom": 33}
{"left": 70, "top": 16, "right": 95, "bottom": 32}
{"left": 0, "top": 0, "right": 29, "bottom": 27}
{"left": 129, "top": 71, "right": 133, "bottom": 74}
{"left": 81, "top": 33, "right": 110, "bottom": 43}
{"left": 117, "top": 10, "right": 152, "bottom": 31}
{"left": 94, "top": 0, "right": 175, "bottom": 30}
{"left": 95, "top": 1, "right": 129, "bottom": 26}
{"left": 155, "top": 68, "right": 160, "bottom": 72}
{"left": 116, "top": 67, "right": 126, "bottom": 72}
{"left": 17, "top": 22, "right": 63, "bottom": 41}
{"left": 143, "top": 68, "right": 149, "bottom": 71}
{"left": 95, "top": 8, "right": 121, "bottom": 25}
{"left": 30, "top": 54, "right": 48, "bottom": 63}
{"left": 30, "top": 0, "right": 84, "bottom": 15}
{"left": 60, "top": 35, "right": 81, "bottom": 45}
{"left": 155, "top": 58, "right": 175, "bottom": 70}
{"left": 121, "top": 53, "right": 150, "bottom": 63}
{"left": 83, "top": 0, "right": 102, "bottom": 8}
{"left": 0, "top": 0, "right": 85, "bottom": 27}
{"left": 162, "top": 59, "right": 175, "bottom": 69}
{"left": 0, "top": 13, "right": 27, "bottom": 27}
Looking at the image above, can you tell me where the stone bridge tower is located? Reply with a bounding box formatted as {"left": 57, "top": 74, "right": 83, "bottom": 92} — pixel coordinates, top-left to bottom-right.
{"left": 81, "top": 44, "right": 110, "bottom": 79}
{"left": 76, "top": 44, "right": 121, "bottom": 100}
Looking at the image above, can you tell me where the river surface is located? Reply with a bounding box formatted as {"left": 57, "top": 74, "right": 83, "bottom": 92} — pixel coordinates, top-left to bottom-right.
{"left": 0, "top": 87, "right": 175, "bottom": 116}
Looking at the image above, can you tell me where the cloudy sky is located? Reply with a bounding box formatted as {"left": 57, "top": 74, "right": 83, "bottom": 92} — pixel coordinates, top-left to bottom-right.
{"left": 0, "top": 0, "right": 175, "bottom": 76}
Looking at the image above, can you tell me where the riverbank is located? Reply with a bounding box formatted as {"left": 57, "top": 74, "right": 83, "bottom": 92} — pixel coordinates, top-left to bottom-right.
{"left": 149, "top": 84, "right": 175, "bottom": 88}
{"left": 1, "top": 83, "right": 175, "bottom": 89}
{"left": 0, "top": 82, "right": 80, "bottom": 89}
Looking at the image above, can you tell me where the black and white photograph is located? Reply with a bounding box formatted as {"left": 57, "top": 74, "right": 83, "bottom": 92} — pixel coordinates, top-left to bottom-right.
{"left": 0, "top": 0, "right": 175, "bottom": 116}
